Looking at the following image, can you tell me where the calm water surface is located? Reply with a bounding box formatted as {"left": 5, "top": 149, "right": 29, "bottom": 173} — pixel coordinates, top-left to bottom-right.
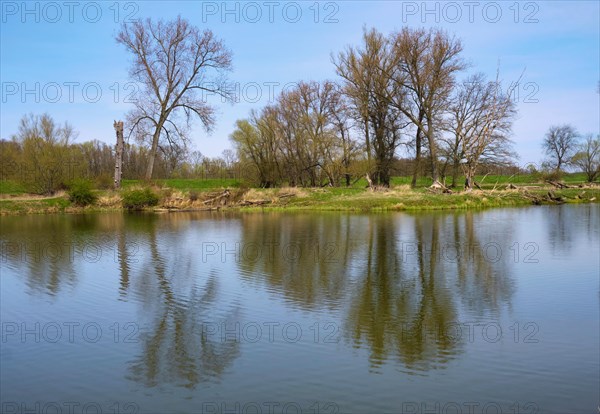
{"left": 1, "top": 205, "right": 598, "bottom": 413}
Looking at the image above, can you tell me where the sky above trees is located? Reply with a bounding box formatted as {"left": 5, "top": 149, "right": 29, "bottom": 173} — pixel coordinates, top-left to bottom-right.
{"left": 1, "top": 1, "right": 598, "bottom": 165}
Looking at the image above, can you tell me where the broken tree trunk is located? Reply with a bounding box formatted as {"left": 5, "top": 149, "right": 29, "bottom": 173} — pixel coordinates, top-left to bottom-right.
{"left": 429, "top": 180, "right": 453, "bottom": 194}
{"left": 203, "top": 190, "right": 231, "bottom": 206}
{"left": 546, "top": 180, "right": 570, "bottom": 189}
{"left": 365, "top": 173, "right": 374, "bottom": 190}
{"left": 113, "top": 121, "right": 124, "bottom": 189}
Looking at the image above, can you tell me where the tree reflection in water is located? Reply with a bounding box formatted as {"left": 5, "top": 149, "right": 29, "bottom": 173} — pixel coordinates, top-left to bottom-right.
{"left": 120, "top": 215, "right": 241, "bottom": 389}
{"left": 236, "top": 211, "right": 517, "bottom": 372}
{"left": 0, "top": 210, "right": 524, "bottom": 384}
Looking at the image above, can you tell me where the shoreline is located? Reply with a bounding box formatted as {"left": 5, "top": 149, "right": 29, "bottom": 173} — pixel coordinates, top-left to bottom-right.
{"left": 1, "top": 185, "right": 598, "bottom": 216}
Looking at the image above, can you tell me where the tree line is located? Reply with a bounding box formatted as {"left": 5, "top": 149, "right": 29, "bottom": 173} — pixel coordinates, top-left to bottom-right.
{"left": 2, "top": 17, "right": 598, "bottom": 194}
{"left": 0, "top": 113, "right": 239, "bottom": 194}
{"left": 231, "top": 27, "right": 524, "bottom": 189}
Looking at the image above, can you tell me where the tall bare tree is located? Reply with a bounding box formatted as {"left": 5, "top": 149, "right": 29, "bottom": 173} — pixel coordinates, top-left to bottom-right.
{"left": 389, "top": 28, "right": 466, "bottom": 187}
{"left": 334, "top": 28, "right": 406, "bottom": 187}
{"left": 445, "top": 72, "right": 517, "bottom": 189}
{"left": 117, "top": 16, "right": 234, "bottom": 180}
{"left": 542, "top": 125, "right": 579, "bottom": 174}
{"left": 329, "top": 87, "right": 359, "bottom": 186}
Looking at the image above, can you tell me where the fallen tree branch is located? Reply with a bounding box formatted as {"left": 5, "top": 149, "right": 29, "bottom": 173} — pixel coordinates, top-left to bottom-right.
{"left": 203, "top": 190, "right": 231, "bottom": 205}
{"left": 238, "top": 199, "right": 270, "bottom": 206}
{"left": 546, "top": 180, "right": 571, "bottom": 189}
{"left": 278, "top": 193, "right": 296, "bottom": 199}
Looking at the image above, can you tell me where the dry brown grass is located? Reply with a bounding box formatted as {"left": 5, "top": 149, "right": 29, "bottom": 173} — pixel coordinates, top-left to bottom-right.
{"left": 391, "top": 184, "right": 411, "bottom": 192}
{"left": 97, "top": 193, "right": 122, "bottom": 208}
{"left": 278, "top": 187, "right": 309, "bottom": 198}
{"left": 242, "top": 188, "right": 273, "bottom": 203}
{"left": 241, "top": 187, "right": 308, "bottom": 204}
{"left": 160, "top": 190, "right": 193, "bottom": 209}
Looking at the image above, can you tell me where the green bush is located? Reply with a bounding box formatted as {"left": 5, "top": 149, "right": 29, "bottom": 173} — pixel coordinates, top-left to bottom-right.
{"left": 95, "top": 174, "right": 115, "bottom": 190}
{"left": 121, "top": 188, "right": 160, "bottom": 210}
{"left": 541, "top": 170, "right": 563, "bottom": 182}
{"left": 68, "top": 179, "right": 97, "bottom": 206}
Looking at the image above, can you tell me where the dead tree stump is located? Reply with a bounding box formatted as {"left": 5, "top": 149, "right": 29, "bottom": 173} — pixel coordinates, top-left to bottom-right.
{"left": 113, "top": 121, "right": 124, "bottom": 189}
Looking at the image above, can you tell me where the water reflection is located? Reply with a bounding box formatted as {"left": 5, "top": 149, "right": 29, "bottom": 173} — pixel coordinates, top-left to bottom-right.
{"left": 120, "top": 216, "right": 242, "bottom": 389}
{"left": 234, "top": 211, "right": 519, "bottom": 371}
{"left": 344, "top": 214, "right": 461, "bottom": 371}
{"left": 0, "top": 206, "right": 594, "bottom": 389}
{"left": 1, "top": 215, "right": 79, "bottom": 295}
{"left": 237, "top": 213, "right": 354, "bottom": 309}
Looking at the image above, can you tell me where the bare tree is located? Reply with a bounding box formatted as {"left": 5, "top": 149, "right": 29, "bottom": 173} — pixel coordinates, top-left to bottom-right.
{"left": 275, "top": 80, "right": 349, "bottom": 186}
{"left": 221, "top": 149, "right": 236, "bottom": 169}
{"left": 329, "top": 87, "right": 359, "bottom": 186}
{"left": 159, "top": 139, "right": 188, "bottom": 177}
{"left": 389, "top": 28, "right": 466, "bottom": 187}
{"left": 571, "top": 134, "right": 600, "bottom": 182}
{"left": 542, "top": 125, "right": 579, "bottom": 173}
{"left": 445, "top": 72, "right": 518, "bottom": 189}
{"left": 117, "top": 16, "right": 234, "bottom": 180}
{"left": 231, "top": 81, "right": 356, "bottom": 188}
{"left": 334, "top": 28, "right": 406, "bottom": 186}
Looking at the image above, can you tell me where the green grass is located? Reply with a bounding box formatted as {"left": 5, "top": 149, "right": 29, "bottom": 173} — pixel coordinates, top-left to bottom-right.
{"left": 0, "top": 197, "right": 71, "bottom": 214}
{"left": 0, "top": 180, "right": 27, "bottom": 195}
{"left": 240, "top": 186, "right": 599, "bottom": 212}
{"left": 335, "top": 172, "right": 593, "bottom": 190}
{"left": 472, "top": 172, "right": 589, "bottom": 187}
{"left": 121, "top": 178, "right": 242, "bottom": 191}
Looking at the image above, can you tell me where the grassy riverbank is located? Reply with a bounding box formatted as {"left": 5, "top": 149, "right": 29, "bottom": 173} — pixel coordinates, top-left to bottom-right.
{"left": 1, "top": 174, "right": 598, "bottom": 215}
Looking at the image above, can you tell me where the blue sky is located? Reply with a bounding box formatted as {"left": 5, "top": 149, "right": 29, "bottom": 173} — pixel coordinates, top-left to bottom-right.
{"left": 1, "top": 1, "right": 598, "bottom": 165}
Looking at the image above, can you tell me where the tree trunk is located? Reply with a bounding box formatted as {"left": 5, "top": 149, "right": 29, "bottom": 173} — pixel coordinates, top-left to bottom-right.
{"left": 145, "top": 125, "right": 162, "bottom": 181}
{"left": 427, "top": 131, "right": 439, "bottom": 184}
{"left": 365, "top": 173, "right": 373, "bottom": 189}
{"left": 113, "top": 121, "right": 124, "bottom": 189}
{"left": 380, "top": 168, "right": 390, "bottom": 187}
{"left": 364, "top": 117, "right": 371, "bottom": 165}
{"left": 451, "top": 157, "right": 460, "bottom": 188}
{"left": 464, "top": 168, "right": 474, "bottom": 190}
{"left": 411, "top": 128, "right": 421, "bottom": 188}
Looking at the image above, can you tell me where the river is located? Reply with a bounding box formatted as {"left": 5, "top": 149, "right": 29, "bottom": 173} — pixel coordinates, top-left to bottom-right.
{"left": 1, "top": 205, "right": 598, "bottom": 413}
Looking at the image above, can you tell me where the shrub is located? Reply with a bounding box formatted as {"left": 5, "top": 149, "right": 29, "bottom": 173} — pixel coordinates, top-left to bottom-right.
{"left": 68, "top": 179, "right": 97, "bottom": 206}
{"left": 541, "top": 170, "right": 563, "bottom": 182}
{"left": 95, "top": 174, "right": 114, "bottom": 190}
{"left": 121, "top": 188, "right": 160, "bottom": 210}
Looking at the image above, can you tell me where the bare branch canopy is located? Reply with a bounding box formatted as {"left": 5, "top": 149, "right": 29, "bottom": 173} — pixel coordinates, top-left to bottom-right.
{"left": 116, "top": 16, "right": 234, "bottom": 180}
